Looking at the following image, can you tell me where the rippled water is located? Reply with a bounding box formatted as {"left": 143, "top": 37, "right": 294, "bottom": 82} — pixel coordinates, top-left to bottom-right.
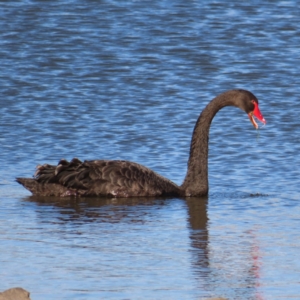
{"left": 1, "top": 1, "right": 300, "bottom": 299}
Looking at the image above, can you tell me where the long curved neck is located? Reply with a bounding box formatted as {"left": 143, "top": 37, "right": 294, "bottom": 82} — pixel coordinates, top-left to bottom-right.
{"left": 181, "top": 92, "right": 238, "bottom": 196}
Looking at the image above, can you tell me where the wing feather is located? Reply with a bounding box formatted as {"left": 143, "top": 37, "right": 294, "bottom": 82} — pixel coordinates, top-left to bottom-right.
{"left": 34, "top": 158, "right": 179, "bottom": 197}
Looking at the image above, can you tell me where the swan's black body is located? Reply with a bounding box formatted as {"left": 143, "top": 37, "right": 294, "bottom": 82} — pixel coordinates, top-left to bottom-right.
{"left": 16, "top": 89, "right": 265, "bottom": 197}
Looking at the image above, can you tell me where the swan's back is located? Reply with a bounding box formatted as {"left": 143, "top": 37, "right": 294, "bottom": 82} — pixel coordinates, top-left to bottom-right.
{"left": 16, "top": 158, "right": 180, "bottom": 197}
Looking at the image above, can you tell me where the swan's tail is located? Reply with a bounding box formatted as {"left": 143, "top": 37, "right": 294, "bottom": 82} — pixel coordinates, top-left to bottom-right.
{"left": 16, "top": 178, "right": 39, "bottom": 194}
{"left": 16, "top": 178, "right": 74, "bottom": 197}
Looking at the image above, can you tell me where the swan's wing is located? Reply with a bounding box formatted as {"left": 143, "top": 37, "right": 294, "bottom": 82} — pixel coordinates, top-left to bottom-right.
{"left": 34, "top": 158, "right": 179, "bottom": 197}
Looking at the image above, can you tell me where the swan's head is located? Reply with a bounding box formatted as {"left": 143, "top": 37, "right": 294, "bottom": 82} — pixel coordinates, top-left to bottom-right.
{"left": 236, "top": 90, "right": 266, "bottom": 129}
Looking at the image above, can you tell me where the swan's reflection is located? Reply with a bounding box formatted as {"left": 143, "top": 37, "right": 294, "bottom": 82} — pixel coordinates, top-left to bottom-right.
{"left": 185, "top": 197, "right": 209, "bottom": 271}
{"left": 185, "top": 196, "right": 263, "bottom": 299}
{"left": 24, "top": 195, "right": 173, "bottom": 224}
{"left": 24, "top": 195, "right": 262, "bottom": 299}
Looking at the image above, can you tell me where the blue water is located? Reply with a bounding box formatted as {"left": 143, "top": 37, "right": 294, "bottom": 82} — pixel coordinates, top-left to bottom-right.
{"left": 1, "top": 1, "right": 300, "bottom": 299}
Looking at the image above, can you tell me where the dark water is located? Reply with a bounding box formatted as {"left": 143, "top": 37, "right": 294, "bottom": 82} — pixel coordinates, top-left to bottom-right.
{"left": 1, "top": 1, "right": 300, "bottom": 299}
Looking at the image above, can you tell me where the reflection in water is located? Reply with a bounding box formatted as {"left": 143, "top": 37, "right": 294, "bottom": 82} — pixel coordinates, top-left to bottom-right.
{"left": 248, "top": 229, "right": 264, "bottom": 300}
{"left": 25, "top": 195, "right": 264, "bottom": 299}
{"left": 25, "top": 195, "right": 172, "bottom": 224}
{"left": 185, "top": 196, "right": 264, "bottom": 299}
{"left": 186, "top": 197, "right": 209, "bottom": 271}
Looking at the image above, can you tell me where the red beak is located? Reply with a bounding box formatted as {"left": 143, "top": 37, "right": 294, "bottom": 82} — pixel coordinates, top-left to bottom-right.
{"left": 248, "top": 101, "right": 266, "bottom": 129}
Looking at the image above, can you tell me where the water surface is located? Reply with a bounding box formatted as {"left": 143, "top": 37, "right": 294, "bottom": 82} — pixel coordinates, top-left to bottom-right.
{"left": 1, "top": 1, "right": 300, "bottom": 299}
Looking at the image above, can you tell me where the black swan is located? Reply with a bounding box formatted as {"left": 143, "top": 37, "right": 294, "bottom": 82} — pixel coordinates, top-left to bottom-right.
{"left": 16, "top": 89, "right": 266, "bottom": 198}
